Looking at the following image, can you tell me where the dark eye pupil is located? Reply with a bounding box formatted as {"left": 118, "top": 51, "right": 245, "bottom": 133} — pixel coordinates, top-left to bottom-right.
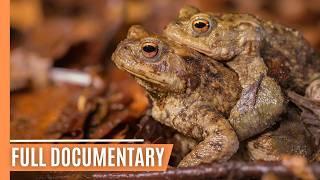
{"left": 194, "top": 22, "right": 207, "bottom": 28}
{"left": 143, "top": 45, "right": 156, "bottom": 52}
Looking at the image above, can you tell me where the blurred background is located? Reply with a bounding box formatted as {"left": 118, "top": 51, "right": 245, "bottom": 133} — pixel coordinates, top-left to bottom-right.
{"left": 10, "top": 0, "right": 320, "bottom": 165}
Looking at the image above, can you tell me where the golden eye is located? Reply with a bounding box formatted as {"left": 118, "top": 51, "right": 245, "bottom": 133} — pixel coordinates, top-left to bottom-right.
{"left": 142, "top": 42, "right": 158, "bottom": 58}
{"left": 192, "top": 19, "right": 210, "bottom": 33}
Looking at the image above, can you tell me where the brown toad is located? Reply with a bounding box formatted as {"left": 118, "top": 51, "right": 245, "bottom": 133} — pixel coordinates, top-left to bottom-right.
{"left": 164, "top": 5, "right": 320, "bottom": 140}
{"left": 112, "top": 25, "right": 291, "bottom": 167}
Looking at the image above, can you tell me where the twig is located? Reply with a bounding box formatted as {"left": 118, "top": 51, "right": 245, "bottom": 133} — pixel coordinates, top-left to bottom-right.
{"left": 11, "top": 161, "right": 320, "bottom": 180}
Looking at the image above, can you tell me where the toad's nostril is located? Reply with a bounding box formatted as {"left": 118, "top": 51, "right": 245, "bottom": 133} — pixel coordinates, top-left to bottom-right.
{"left": 175, "top": 21, "right": 182, "bottom": 26}
{"left": 124, "top": 46, "right": 129, "bottom": 50}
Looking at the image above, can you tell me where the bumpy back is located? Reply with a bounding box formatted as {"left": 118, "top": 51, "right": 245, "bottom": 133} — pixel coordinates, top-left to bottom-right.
{"left": 262, "top": 21, "right": 320, "bottom": 93}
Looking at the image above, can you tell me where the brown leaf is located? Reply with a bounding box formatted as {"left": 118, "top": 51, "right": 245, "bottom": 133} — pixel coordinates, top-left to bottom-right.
{"left": 11, "top": 84, "right": 84, "bottom": 139}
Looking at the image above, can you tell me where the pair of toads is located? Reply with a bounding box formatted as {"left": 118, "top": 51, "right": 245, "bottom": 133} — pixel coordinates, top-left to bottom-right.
{"left": 112, "top": 5, "right": 320, "bottom": 167}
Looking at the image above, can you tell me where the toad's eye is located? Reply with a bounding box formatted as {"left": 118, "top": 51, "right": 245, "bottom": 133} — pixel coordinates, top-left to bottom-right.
{"left": 192, "top": 19, "right": 210, "bottom": 34}
{"left": 142, "top": 42, "right": 158, "bottom": 58}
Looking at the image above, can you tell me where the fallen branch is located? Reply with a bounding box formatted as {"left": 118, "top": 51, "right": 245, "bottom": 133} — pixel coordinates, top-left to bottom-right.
{"left": 11, "top": 161, "right": 320, "bottom": 180}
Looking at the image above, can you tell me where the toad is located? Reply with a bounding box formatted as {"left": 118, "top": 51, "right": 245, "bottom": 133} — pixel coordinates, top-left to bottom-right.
{"left": 164, "top": 6, "right": 320, "bottom": 140}
{"left": 112, "top": 26, "right": 291, "bottom": 167}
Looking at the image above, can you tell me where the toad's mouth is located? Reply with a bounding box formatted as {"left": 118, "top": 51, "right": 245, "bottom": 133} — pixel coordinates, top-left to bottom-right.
{"left": 120, "top": 67, "right": 168, "bottom": 87}
{"left": 118, "top": 65, "right": 186, "bottom": 92}
{"left": 113, "top": 55, "right": 169, "bottom": 87}
{"left": 164, "top": 30, "right": 213, "bottom": 56}
{"left": 177, "top": 40, "right": 213, "bottom": 56}
{"left": 189, "top": 45, "right": 212, "bottom": 56}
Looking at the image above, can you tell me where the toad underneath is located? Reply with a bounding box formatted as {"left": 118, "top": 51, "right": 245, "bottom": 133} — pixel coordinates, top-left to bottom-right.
{"left": 112, "top": 26, "right": 295, "bottom": 167}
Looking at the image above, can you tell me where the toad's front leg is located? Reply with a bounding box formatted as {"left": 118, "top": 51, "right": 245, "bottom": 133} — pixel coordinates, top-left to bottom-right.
{"left": 227, "top": 55, "right": 285, "bottom": 140}
{"left": 178, "top": 121, "right": 238, "bottom": 167}
{"left": 153, "top": 105, "right": 239, "bottom": 167}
